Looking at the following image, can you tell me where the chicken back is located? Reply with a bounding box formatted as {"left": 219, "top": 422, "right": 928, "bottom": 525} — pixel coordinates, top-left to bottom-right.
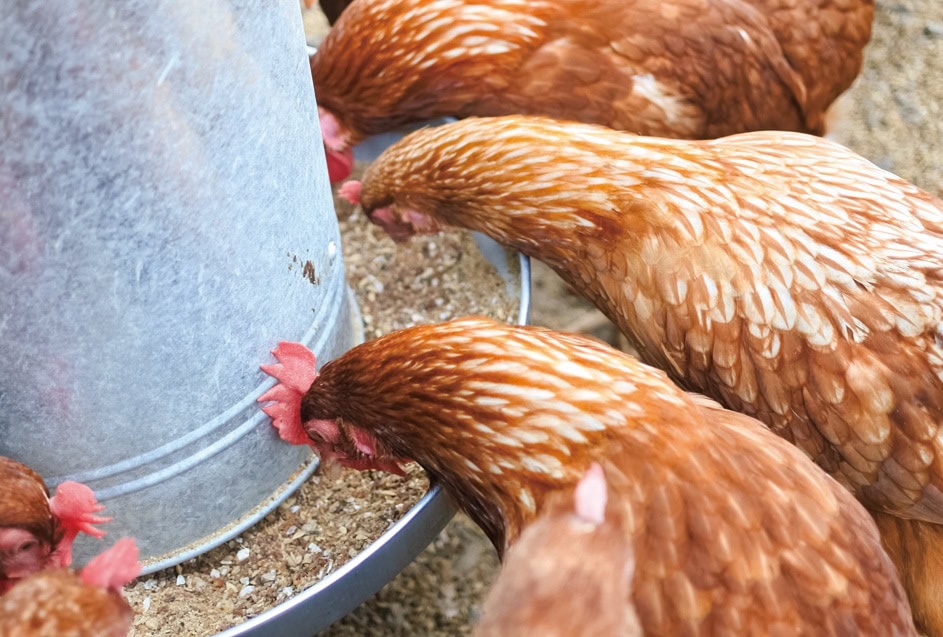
{"left": 260, "top": 317, "right": 915, "bottom": 635}
{"left": 310, "top": 0, "right": 873, "bottom": 169}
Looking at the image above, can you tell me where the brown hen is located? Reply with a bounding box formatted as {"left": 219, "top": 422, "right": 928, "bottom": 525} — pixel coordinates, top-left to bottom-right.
{"left": 0, "top": 456, "right": 110, "bottom": 595}
{"left": 0, "top": 537, "right": 140, "bottom": 637}
{"left": 260, "top": 317, "right": 915, "bottom": 635}
{"left": 344, "top": 114, "right": 943, "bottom": 633}
{"left": 311, "top": 0, "right": 873, "bottom": 182}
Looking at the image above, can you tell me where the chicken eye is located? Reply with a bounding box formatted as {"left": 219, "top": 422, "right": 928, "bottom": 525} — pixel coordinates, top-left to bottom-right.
{"left": 16, "top": 540, "right": 37, "bottom": 553}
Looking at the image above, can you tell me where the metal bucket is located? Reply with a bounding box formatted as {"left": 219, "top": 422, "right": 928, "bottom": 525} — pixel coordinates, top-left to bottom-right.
{"left": 0, "top": 0, "right": 356, "bottom": 569}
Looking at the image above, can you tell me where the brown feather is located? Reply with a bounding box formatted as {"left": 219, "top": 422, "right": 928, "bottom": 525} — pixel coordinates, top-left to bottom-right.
{"left": 0, "top": 457, "right": 59, "bottom": 552}
{"left": 357, "top": 116, "right": 943, "bottom": 521}
{"left": 0, "top": 568, "right": 133, "bottom": 637}
{"left": 873, "top": 513, "right": 943, "bottom": 637}
{"left": 301, "top": 317, "right": 915, "bottom": 634}
{"left": 353, "top": 115, "right": 943, "bottom": 631}
{"left": 311, "top": 0, "right": 873, "bottom": 147}
{"left": 474, "top": 472, "right": 641, "bottom": 636}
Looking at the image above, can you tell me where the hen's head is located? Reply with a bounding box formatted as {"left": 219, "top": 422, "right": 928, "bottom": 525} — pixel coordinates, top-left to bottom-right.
{"left": 345, "top": 116, "right": 632, "bottom": 251}
{"left": 258, "top": 342, "right": 408, "bottom": 476}
{"left": 342, "top": 122, "right": 487, "bottom": 242}
{"left": 295, "top": 317, "right": 673, "bottom": 550}
{"left": 0, "top": 540, "right": 138, "bottom": 637}
{"left": 0, "top": 457, "right": 59, "bottom": 588}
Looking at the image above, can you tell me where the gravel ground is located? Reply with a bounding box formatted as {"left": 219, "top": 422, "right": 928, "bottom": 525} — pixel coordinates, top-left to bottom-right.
{"left": 319, "top": 1, "right": 943, "bottom": 634}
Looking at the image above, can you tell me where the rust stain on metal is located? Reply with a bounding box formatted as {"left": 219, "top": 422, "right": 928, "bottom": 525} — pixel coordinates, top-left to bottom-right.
{"left": 302, "top": 260, "right": 319, "bottom": 285}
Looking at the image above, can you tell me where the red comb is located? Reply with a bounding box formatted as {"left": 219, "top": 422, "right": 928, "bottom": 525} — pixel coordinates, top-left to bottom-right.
{"left": 258, "top": 341, "right": 319, "bottom": 446}
{"left": 48, "top": 482, "right": 110, "bottom": 538}
{"left": 80, "top": 537, "right": 141, "bottom": 591}
{"left": 338, "top": 180, "right": 362, "bottom": 205}
{"left": 48, "top": 481, "right": 111, "bottom": 567}
{"left": 574, "top": 463, "right": 607, "bottom": 525}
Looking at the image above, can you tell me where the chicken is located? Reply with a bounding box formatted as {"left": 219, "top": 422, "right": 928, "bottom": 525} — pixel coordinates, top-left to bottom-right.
{"left": 340, "top": 114, "right": 943, "bottom": 633}
{"left": 0, "top": 537, "right": 140, "bottom": 637}
{"left": 310, "top": 0, "right": 873, "bottom": 182}
{"left": 872, "top": 514, "right": 943, "bottom": 636}
{"left": 1, "top": 456, "right": 111, "bottom": 595}
{"left": 474, "top": 463, "right": 641, "bottom": 637}
{"left": 259, "top": 317, "right": 916, "bottom": 634}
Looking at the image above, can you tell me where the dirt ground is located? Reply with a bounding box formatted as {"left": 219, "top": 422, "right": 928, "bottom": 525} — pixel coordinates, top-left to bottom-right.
{"left": 314, "top": 0, "right": 943, "bottom": 634}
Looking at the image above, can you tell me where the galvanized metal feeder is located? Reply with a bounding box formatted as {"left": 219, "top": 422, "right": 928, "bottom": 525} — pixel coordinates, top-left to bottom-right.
{"left": 1, "top": 0, "right": 357, "bottom": 567}
{"left": 0, "top": 2, "right": 530, "bottom": 634}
